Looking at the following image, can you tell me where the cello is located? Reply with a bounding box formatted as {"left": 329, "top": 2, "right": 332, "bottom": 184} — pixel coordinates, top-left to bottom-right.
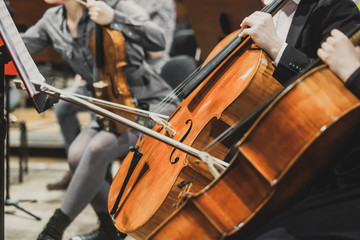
{"left": 146, "top": 30, "right": 360, "bottom": 240}
{"left": 107, "top": 0, "right": 289, "bottom": 239}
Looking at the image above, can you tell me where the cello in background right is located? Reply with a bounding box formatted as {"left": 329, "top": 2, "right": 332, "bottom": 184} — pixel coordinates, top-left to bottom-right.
{"left": 147, "top": 30, "right": 360, "bottom": 240}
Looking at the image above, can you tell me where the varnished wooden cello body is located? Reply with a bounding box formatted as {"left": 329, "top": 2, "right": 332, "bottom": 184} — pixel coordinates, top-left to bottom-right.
{"left": 146, "top": 62, "right": 360, "bottom": 239}
{"left": 108, "top": 1, "right": 290, "bottom": 239}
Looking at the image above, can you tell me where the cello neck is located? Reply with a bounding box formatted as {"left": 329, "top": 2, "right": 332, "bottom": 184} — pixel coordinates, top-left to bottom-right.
{"left": 263, "top": 0, "right": 290, "bottom": 16}
{"left": 94, "top": 23, "right": 105, "bottom": 69}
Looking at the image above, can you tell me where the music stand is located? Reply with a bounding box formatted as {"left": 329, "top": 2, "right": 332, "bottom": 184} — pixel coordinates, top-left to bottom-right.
{"left": 0, "top": 45, "right": 41, "bottom": 222}
{"left": 0, "top": 2, "right": 58, "bottom": 240}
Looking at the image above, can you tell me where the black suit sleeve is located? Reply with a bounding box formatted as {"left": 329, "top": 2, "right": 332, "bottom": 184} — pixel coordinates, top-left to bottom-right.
{"left": 345, "top": 67, "right": 360, "bottom": 99}
{"left": 273, "top": 0, "right": 360, "bottom": 84}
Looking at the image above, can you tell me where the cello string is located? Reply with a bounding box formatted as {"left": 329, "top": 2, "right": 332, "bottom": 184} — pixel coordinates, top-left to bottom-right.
{"left": 141, "top": 0, "right": 289, "bottom": 140}
{"left": 153, "top": 4, "right": 251, "bottom": 111}
{"left": 152, "top": 29, "right": 243, "bottom": 114}
{"left": 153, "top": 66, "right": 202, "bottom": 114}
{"left": 150, "top": 69, "right": 198, "bottom": 117}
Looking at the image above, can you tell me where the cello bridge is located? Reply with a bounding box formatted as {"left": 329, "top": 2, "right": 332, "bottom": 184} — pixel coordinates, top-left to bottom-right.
{"left": 149, "top": 113, "right": 176, "bottom": 136}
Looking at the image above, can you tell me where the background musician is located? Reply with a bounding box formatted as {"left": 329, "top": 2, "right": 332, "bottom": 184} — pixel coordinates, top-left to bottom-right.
{"left": 136, "top": 0, "right": 176, "bottom": 74}
{"left": 42, "top": 0, "right": 176, "bottom": 191}
{"left": 239, "top": 0, "right": 360, "bottom": 84}
{"left": 20, "top": 0, "right": 178, "bottom": 239}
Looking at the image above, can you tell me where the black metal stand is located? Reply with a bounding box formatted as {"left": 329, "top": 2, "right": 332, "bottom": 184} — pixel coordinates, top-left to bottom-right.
{"left": 0, "top": 46, "right": 41, "bottom": 227}
{"left": 0, "top": 42, "right": 6, "bottom": 240}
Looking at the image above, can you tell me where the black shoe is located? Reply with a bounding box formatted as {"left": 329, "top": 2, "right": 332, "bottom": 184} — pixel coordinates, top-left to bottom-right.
{"left": 69, "top": 212, "right": 127, "bottom": 240}
{"left": 38, "top": 209, "right": 71, "bottom": 240}
{"left": 69, "top": 228, "right": 127, "bottom": 240}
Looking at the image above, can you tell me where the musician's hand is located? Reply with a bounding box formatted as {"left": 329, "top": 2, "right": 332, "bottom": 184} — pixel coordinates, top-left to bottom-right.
{"left": 318, "top": 29, "right": 360, "bottom": 82}
{"left": 86, "top": 0, "right": 115, "bottom": 26}
{"left": 238, "top": 11, "right": 284, "bottom": 60}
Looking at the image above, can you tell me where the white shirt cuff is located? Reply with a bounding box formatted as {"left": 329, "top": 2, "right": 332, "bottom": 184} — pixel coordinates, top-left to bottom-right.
{"left": 273, "top": 43, "right": 288, "bottom": 66}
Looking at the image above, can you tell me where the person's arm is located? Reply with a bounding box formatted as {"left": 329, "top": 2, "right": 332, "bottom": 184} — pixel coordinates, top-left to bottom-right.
{"left": 318, "top": 29, "right": 360, "bottom": 98}
{"left": 20, "top": 9, "right": 54, "bottom": 55}
{"left": 144, "top": 0, "right": 176, "bottom": 59}
{"left": 86, "top": 0, "right": 166, "bottom": 52}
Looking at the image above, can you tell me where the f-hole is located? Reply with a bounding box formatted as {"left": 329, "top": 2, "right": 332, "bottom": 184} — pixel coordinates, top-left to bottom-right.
{"left": 169, "top": 119, "right": 193, "bottom": 164}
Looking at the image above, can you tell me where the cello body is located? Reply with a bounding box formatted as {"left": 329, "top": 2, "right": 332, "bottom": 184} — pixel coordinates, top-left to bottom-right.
{"left": 147, "top": 65, "right": 360, "bottom": 239}
{"left": 90, "top": 27, "right": 136, "bottom": 133}
{"left": 108, "top": 31, "right": 282, "bottom": 239}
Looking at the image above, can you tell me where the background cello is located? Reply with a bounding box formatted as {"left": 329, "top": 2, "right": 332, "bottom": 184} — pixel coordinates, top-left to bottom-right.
{"left": 108, "top": 1, "right": 290, "bottom": 239}
{"left": 147, "top": 32, "right": 360, "bottom": 239}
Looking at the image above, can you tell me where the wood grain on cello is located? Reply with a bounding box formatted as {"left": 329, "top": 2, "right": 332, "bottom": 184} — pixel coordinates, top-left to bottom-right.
{"left": 147, "top": 64, "right": 360, "bottom": 240}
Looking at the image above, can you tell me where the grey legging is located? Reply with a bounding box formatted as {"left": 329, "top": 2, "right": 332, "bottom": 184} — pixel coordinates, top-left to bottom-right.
{"left": 60, "top": 124, "right": 138, "bottom": 220}
{"left": 53, "top": 85, "right": 93, "bottom": 154}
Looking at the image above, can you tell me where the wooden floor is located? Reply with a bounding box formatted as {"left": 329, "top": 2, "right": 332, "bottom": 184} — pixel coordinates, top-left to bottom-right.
{"left": 4, "top": 90, "right": 134, "bottom": 239}
{"left": 4, "top": 155, "right": 135, "bottom": 240}
{"left": 5, "top": 156, "right": 93, "bottom": 240}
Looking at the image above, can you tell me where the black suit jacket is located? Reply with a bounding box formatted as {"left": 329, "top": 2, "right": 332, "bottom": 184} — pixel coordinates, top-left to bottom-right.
{"left": 273, "top": 0, "right": 360, "bottom": 84}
